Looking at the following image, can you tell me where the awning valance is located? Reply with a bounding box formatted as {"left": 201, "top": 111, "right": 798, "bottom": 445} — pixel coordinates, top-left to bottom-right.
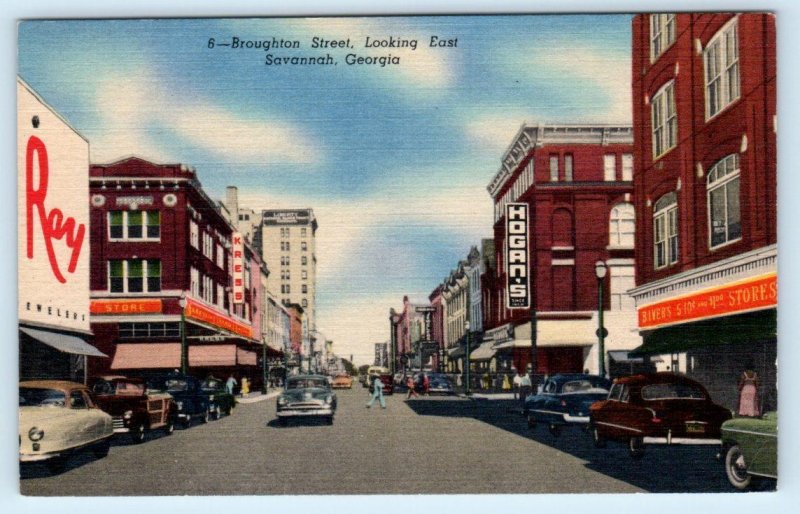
{"left": 236, "top": 348, "right": 258, "bottom": 366}
{"left": 21, "top": 327, "right": 107, "bottom": 357}
{"left": 111, "top": 343, "right": 180, "bottom": 369}
{"left": 190, "top": 344, "right": 237, "bottom": 367}
{"left": 469, "top": 341, "right": 496, "bottom": 361}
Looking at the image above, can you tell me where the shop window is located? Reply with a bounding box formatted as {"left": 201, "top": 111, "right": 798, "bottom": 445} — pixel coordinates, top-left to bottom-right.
{"left": 707, "top": 154, "right": 741, "bottom": 248}
{"left": 652, "top": 81, "right": 677, "bottom": 159}
{"left": 108, "top": 259, "right": 161, "bottom": 293}
{"left": 653, "top": 192, "right": 678, "bottom": 269}
{"left": 650, "top": 13, "right": 676, "bottom": 61}
{"left": 108, "top": 211, "right": 160, "bottom": 240}
{"left": 704, "top": 18, "right": 740, "bottom": 119}
{"left": 609, "top": 203, "right": 635, "bottom": 248}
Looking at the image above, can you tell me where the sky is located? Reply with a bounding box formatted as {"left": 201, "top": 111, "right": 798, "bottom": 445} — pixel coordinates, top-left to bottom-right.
{"left": 18, "top": 15, "right": 633, "bottom": 364}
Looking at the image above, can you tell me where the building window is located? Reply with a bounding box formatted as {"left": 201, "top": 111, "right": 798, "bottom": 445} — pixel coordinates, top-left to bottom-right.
{"left": 301, "top": 270, "right": 307, "bottom": 280}
{"left": 190, "top": 220, "right": 199, "bottom": 249}
{"left": 302, "top": 299, "right": 308, "bottom": 308}
{"left": 603, "top": 155, "right": 616, "bottom": 181}
{"left": 704, "top": 19, "right": 740, "bottom": 119}
{"left": 217, "top": 284, "right": 225, "bottom": 308}
{"left": 301, "top": 256, "right": 307, "bottom": 265}
{"left": 301, "top": 228, "right": 307, "bottom": 237}
{"left": 302, "top": 285, "right": 308, "bottom": 294}
{"left": 707, "top": 154, "right": 741, "bottom": 248}
{"left": 108, "top": 211, "right": 160, "bottom": 240}
{"left": 108, "top": 259, "right": 161, "bottom": 293}
{"left": 202, "top": 232, "right": 214, "bottom": 259}
{"left": 216, "top": 243, "right": 225, "bottom": 268}
{"left": 653, "top": 193, "right": 679, "bottom": 269}
{"left": 281, "top": 284, "right": 290, "bottom": 294}
{"left": 549, "top": 155, "right": 559, "bottom": 182}
{"left": 652, "top": 81, "right": 677, "bottom": 159}
{"left": 650, "top": 13, "right": 676, "bottom": 61}
{"left": 564, "top": 154, "right": 573, "bottom": 181}
{"left": 190, "top": 267, "right": 199, "bottom": 297}
{"left": 622, "top": 154, "right": 634, "bottom": 181}
{"left": 301, "top": 241, "right": 307, "bottom": 251}
{"left": 119, "top": 322, "right": 180, "bottom": 339}
{"left": 609, "top": 203, "right": 635, "bottom": 248}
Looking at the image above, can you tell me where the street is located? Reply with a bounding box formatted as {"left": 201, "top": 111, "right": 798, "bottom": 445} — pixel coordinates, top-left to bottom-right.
{"left": 21, "top": 388, "right": 737, "bottom": 495}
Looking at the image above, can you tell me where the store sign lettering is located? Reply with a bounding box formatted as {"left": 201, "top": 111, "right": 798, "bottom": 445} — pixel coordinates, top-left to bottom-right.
{"left": 185, "top": 298, "right": 252, "bottom": 338}
{"left": 638, "top": 273, "right": 777, "bottom": 329}
{"left": 25, "top": 136, "right": 86, "bottom": 284}
{"left": 90, "top": 299, "right": 163, "bottom": 314}
{"left": 232, "top": 232, "right": 244, "bottom": 304}
{"left": 505, "top": 203, "right": 530, "bottom": 309}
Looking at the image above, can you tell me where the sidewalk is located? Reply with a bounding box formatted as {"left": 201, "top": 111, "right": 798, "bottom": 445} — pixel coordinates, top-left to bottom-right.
{"left": 457, "top": 392, "right": 515, "bottom": 400}
{"left": 235, "top": 390, "right": 282, "bottom": 404}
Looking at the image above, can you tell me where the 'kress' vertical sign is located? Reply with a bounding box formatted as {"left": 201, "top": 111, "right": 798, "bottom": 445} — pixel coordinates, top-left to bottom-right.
{"left": 505, "top": 203, "right": 530, "bottom": 309}
{"left": 232, "top": 232, "right": 244, "bottom": 303}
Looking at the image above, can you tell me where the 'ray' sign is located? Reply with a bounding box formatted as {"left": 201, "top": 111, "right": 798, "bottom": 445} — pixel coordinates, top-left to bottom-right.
{"left": 505, "top": 203, "right": 530, "bottom": 309}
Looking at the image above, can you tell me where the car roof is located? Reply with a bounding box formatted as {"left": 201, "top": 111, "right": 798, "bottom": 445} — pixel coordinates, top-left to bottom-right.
{"left": 289, "top": 374, "right": 328, "bottom": 380}
{"left": 94, "top": 375, "right": 145, "bottom": 384}
{"left": 613, "top": 372, "right": 701, "bottom": 386}
{"left": 548, "top": 374, "right": 607, "bottom": 382}
{"left": 20, "top": 380, "right": 87, "bottom": 391}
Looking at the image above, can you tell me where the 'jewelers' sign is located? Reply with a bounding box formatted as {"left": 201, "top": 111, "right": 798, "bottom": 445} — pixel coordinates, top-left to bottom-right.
{"left": 505, "top": 203, "right": 530, "bottom": 309}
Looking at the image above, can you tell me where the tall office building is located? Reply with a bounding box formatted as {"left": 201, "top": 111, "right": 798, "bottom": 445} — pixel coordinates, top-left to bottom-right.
{"left": 261, "top": 209, "right": 318, "bottom": 332}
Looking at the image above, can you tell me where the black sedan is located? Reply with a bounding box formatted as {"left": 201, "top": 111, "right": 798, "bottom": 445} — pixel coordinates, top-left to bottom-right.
{"left": 426, "top": 373, "right": 455, "bottom": 395}
{"left": 276, "top": 375, "right": 337, "bottom": 425}
{"left": 524, "top": 374, "right": 611, "bottom": 436}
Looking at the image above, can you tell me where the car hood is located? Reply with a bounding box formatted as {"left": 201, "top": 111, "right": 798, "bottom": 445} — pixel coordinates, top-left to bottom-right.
{"left": 20, "top": 406, "right": 80, "bottom": 426}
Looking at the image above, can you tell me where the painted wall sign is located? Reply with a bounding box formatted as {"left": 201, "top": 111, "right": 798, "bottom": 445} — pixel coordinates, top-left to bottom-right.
{"left": 638, "top": 273, "right": 777, "bottom": 330}
{"left": 232, "top": 232, "right": 244, "bottom": 303}
{"left": 90, "top": 299, "right": 163, "bottom": 314}
{"left": 505, "top": 202, "right": 530, "bottom": 309}
{"left": 18, "top": 78, "right": 90, "bottom": 333}
{"left": 184, "top": 297, "right": 253, "bottom": 339}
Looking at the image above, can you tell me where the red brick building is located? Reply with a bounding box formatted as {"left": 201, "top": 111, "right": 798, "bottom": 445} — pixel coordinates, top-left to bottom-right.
{"left": 87, "top": 158, "right": 266, "bottom": 384}
{"left": 428, "top": 285, "right": 445, "bottom": 372}
{"left": 485, "top": 124, "right": 639, "bottom": 376}
{"left": 628, "top": 13, "right": 777, "bottom": 411}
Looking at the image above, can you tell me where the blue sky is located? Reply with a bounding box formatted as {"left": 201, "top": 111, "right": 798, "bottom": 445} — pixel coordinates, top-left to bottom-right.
{"left": 18, "top": 15, "right": 632, "bottom": 363}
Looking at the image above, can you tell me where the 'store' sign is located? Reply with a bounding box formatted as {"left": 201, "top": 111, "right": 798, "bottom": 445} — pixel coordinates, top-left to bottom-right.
{"left": 505, "top": 203, "right": 530, "bottom": 309}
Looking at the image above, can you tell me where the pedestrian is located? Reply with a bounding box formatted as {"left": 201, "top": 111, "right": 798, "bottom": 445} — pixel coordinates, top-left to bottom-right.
{"left": 519, "top": 371, "right": 532, "bottom": 407}
{"left": 366, "top": 375, "right": 386, "bottom": 409}
{"left": 406, "top": 375, "right": 418, "bottom": 399}
{"left": 738, "top": 362, "right": 761, "bottom": 417}
{"left": 513, "top": 370, "right": 523, "bottom": 400}
{"left": 422, "top": 372, "right": 430, "bottom": 395}
{"left": 226, "top": 374, "right": 238, "bottom": 396}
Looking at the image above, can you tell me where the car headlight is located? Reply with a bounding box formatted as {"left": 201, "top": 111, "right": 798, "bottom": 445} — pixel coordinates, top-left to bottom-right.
{"left": 176, "top": 401, "right": 184, "bottom": 410}
{"left": 123, "top": 410, "right": 133, "bottom": 419}
{"left": 277, "top": 397, "right": 287, "bottom": 405}
{"left": 28, "top": 427, "right": 44, "bottom": 441}
{"left": 325, "top": 396, "right": 333, "bottom": 405}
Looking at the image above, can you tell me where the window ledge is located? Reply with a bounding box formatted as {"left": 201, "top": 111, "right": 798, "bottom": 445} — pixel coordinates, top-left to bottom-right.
{"left": 709, "top": 237, "right": 742, "bottom": 252}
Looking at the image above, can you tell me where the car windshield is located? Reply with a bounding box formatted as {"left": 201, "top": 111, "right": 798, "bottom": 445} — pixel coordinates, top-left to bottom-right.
{"left": 98, "top": 381, "right": 144, "bottom": 395}
{"left": 562, "top": 380, "right": 605, "bottom": 393}
{"left": 287, "top": 378, "right": 328, "bottom": 389}
{"left": 19, "top": 387, "right": 66, "bottom": 407}
{"left": 642, "top": 383, "right": 706, "bottom": 400}
{"left": 201, "top": 379, "right": 223, "bottom": 391}
{"left": 164, "top": 379, "right": 189, "bottom": 392}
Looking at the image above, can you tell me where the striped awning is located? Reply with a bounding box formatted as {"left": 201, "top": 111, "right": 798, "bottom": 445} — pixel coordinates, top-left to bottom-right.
{"left": 111, "top": 343, "right": 180, "bottom": 369}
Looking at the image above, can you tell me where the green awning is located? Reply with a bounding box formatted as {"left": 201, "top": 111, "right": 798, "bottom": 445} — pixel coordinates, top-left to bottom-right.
{"left": 630, "top": 309, "right": 776, "bottom": 356}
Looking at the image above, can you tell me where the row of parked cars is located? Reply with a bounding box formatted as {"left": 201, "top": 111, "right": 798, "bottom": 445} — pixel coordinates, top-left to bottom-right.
{"left": 19, "top": 373, "right": 236, "bottom": 473}
{"left": 522, "top": 372, "right": 777, "bottom": 490}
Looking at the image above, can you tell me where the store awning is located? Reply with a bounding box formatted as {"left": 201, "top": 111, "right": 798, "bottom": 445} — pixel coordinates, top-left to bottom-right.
{"left": 630, "top": 309, "right": 776, "bottom": 356}
{"left": 448, "top": 346, "right": 464, "bottom": 358}
{"left": 20, "top": 327, "right": 107, "bottom": 357}
{"left": 111, "top": 343, "right": 180, "bottom": 369}
{"left": 493, "top": 339, "right": 530, "bottom": 350}
{"left": 608, "top": 350, "right": 644, "bottom": 363}
{"left": 469, "top": 341, "right": 496, "bottom": 361}
{"left": 237, "top": 348, "right": 258, "bottom": 366}
{"left": 190, "top": 344, "right": 237, "bottom": 367}
{"left": 537, "top": 319, "right": 596, "bottom": 347}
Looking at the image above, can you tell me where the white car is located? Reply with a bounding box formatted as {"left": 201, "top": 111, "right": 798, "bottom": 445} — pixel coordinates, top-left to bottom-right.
{"left": 19, "top": 380, "right": 114, "bottom": 473}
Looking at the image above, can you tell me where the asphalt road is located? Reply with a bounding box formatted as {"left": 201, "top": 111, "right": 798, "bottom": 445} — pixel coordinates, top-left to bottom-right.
{"left": 20, "top": 387, "right": 743, "bottom": 495}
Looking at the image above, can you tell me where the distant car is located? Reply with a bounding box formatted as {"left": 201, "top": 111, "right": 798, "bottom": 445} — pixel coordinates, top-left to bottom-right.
{"left": 427, "top": 373, "right": 455, "bottom": 395}
{"left": 331, "top": 374, "right": 353, "bottom": 389}
{"left": 589, "top": 373, "right": 732, "bottom": 459}
{"left": 148, "top": 374, "right": 235, "bottom": 427}
{"left": 276, "top": 374, "right": 337, "bottom": 425}
{"left": 19, "top": 380, "right": 114, "bottom": 473}
{"left": 91, "top": 376, "right": 177, "bottom": 443}
{"left": 721, "top": 411, "right": 777, "bottom": 490}
{"left": 524, "top": 374, "right": 611, "bottom": 436}
{"left": 373, "top": 373, "right": 394, "bottom": 395}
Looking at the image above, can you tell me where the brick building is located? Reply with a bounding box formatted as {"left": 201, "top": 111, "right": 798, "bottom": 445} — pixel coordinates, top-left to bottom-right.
{"left": 628, "top": 13, "right": 777, "bottom": 411}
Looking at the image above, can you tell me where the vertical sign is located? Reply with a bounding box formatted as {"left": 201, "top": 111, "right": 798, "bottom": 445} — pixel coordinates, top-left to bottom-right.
{"left": 18, "top": 78, "right": 91, "bottom": 333}
{"left": 505, "top": 203, "right": 530, "bottom": 309}
{"left": 232, "top": 232, "right": 244, "bottom": 303}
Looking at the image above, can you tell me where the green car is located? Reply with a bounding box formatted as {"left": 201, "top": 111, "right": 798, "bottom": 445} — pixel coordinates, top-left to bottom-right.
{"left": 720, "top": 411, "right": 777, "bottom": 490}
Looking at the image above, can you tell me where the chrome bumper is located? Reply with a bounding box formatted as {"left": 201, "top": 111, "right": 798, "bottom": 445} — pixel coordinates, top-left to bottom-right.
{"left": 277, "top": 408, "right": 334, "bottom": 417}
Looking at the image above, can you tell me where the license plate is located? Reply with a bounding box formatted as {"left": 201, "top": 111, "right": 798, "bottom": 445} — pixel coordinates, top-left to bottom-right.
{"left": 686, "top": 423, "right": 705, "bottom": 434}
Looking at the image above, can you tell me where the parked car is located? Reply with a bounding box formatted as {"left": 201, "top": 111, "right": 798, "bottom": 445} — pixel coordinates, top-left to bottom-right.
{"left": 589, "top": 372, "right": 732, "bottom": 459}
{"left": 720, "top": 411, "right": 777, "bottom": 490}
{"left": 427, "top": 373, "right": 455, "bottom": 395}
{"left": 524, "top": 374, "right": 611, "bottom": 436}
{"left": 148, "top": 374, "right": 235, "bottom": 427}
{"left": 276, "top": 374, "right": 337, "bottom": 425}
{"left": 91, "top": 376, "right": 177, "bottom": 443}
{"left": 331, "top": 373, "right": 354, "bottom": 389}
{"left": 19, "top": 380, "right": 114, "bottom": 473}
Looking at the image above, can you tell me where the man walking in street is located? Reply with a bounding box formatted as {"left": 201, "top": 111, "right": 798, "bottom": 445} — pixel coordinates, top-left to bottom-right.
{"left": 519, "top": 371, "right": 532, "bottom": 408}
{"left": 366, "top": 375, "right": 386, "bottom": 409}
{"left": 513, "top": 369, "right": 523, "bottom": 400}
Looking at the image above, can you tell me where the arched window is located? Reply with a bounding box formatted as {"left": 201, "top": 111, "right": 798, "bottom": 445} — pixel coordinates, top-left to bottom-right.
{"left": 653, "top": 192, "right": 678, "bottom": 269}
{"left": 609, "top": 203, "right": 635, "bottom": 248}
{"left": 707, "top": 154, "right": 741, "bottom": 248}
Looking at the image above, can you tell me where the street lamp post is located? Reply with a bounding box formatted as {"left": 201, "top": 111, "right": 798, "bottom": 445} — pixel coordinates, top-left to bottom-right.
{"left": 595, "top": 260, "right": 608, "bottom": 378}
{"left": 464, "top": 321, "right": 471, "bottom": 396}
{"left": 179, "top": 295, "right": 188, "bottom": 374}
{"left": 262, "top": 345, "right": 268, "bottom": 394}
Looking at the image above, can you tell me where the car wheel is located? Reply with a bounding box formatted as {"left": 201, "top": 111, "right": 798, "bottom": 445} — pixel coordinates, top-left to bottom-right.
{"left": 130, "top": 422, "right": 146, "bottom": 444}
{"left": 277, "top": 417, "right": 287, "bottom": 426}
{"left": 223, "top": 403, "right": 232, "bottom": 416}
{"left": 201, "top": 408, "right": 211, "bottom": 424}
{"left": 725, "top": 445, "right": 752, "bottom": 490}
{"left": 591, "top": 425, "right": 606, "bottom": 448}
{"left": 548, "top": 423, "right": 562, "bottom": 437}
{"left": 527, "top": 414, "right": 537, "bottom": 429}
{"left": 164, "top": 419, "right": 175, "bottom": 435}
{"left": 92, "top": 439, "right": 111, "bottom": 458}
{"left": 326, "top": 416, "right": 334, "bottom": 426}
{"left": 46, "top": 456, "right": 67, "bottom": 474}
{"left": 213, "top": 408, "right": 221, "bottom": 420}
{"left": 628, "top": 437, "right": 646, "bottom": 459}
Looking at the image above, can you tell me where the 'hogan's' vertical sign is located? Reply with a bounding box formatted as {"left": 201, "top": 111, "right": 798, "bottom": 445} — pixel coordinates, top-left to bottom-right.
{"left": 505, "top": 203, "right": 530, "bottom": 309}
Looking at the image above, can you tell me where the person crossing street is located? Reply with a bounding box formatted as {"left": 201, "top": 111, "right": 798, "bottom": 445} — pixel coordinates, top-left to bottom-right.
{"left": 366, "top": 375, "right": 386, "bottom": 409}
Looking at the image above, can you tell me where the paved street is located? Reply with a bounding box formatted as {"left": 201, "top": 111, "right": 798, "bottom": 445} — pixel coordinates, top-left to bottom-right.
{"left": 21, "top": 387, "right": 736, "bottom": 495}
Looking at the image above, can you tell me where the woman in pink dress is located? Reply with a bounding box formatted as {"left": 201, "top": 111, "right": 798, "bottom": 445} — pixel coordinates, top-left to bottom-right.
{"left": 737, "top": 364, "right": 761, "bottom": 417}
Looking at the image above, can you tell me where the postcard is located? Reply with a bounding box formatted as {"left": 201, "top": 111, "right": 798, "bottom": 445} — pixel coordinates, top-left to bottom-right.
{"left": 16, "top": 11, "right": 778, "bottom": 501}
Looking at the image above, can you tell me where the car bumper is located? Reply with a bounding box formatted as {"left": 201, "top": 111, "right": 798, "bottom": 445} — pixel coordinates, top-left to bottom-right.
{"left": 563, "top": 413, "right": 591, "bottom": 424}
{"left": 277, "top": 408, "right": 334, "bottom": 417}
{"left": 20, "top": 451, "right": 62, "bottom": 462}
{"left": 643, "top": 436, "right": 722, "bottom": 445}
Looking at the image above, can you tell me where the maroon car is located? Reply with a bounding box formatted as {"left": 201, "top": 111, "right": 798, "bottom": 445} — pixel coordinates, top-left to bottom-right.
{"left": 91, "top": 376, "right": 177, "bottom": 443}
{"left": 589, "top": 372, "right": 732, "bottom": 459}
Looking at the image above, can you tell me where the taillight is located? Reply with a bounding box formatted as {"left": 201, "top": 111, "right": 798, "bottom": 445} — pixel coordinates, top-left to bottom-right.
{"left": 560, "top": 399, "right": 567, "bottom": 407}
